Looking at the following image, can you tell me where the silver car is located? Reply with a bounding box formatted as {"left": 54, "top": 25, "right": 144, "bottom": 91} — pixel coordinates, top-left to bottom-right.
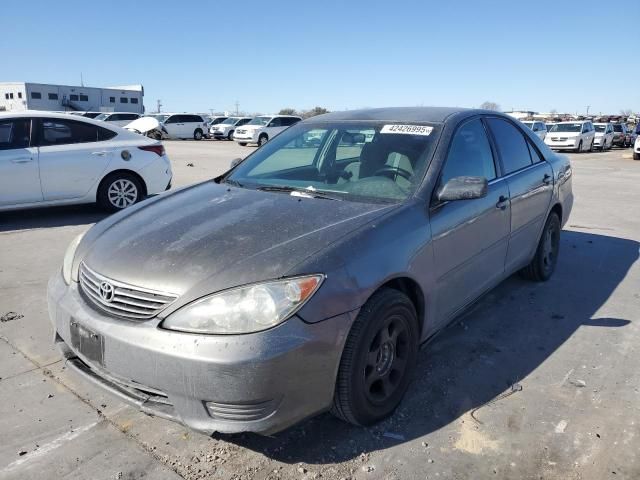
{"left": 48, "top": 107, "right": 573, "bottom": 435}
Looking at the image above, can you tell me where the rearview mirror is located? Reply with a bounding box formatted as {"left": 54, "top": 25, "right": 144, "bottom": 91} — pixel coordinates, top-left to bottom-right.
{"left": 230, "top": 157, "right": 243, "bottom": 168}
{"left": 436, "top": 176, "right": 488, "bottom": 202}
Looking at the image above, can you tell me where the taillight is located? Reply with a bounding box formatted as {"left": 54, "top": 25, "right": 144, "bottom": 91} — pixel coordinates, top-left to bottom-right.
{"left": 138, "top": 145, "right": 165, "bottom": 156}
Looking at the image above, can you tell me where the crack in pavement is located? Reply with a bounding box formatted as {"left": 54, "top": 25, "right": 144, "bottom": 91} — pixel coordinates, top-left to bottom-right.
{"left": 0, "top": 334, "right": 188, "bottom": 480}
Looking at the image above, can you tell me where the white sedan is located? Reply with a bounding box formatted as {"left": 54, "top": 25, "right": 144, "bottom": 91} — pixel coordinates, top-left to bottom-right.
{"left": 0, "top": 111, "right": 172, "bottom": 212}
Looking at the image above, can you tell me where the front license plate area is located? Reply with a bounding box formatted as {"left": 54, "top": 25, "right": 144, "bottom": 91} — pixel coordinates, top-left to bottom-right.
{"left": 70, "top": 320, "right": 104, "bottom": 366}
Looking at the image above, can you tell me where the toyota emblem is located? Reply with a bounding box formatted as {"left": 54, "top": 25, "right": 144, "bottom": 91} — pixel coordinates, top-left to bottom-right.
{"left": 99, "top": 281, "right": 115, "bottom": 302}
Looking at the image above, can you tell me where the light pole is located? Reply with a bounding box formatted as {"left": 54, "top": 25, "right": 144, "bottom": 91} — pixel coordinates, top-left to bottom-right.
{"left": 586, "top": 105, "right": 591, "bottom": 116}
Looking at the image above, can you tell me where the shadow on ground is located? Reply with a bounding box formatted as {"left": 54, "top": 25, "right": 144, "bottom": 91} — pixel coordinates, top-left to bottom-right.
{"left": 221, "top": 230, "right": 638, "bottom": 464}
{"left": 0, "top": 205, "right": 109, "bottom": 232}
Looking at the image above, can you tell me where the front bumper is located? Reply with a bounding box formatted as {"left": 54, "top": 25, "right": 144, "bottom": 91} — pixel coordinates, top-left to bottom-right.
{"left": 545, "top": 140, "right": 578, "bottom": 150}
{"left": 47, "top": 272, "right": 354, "bottom": 435}
{"left": 233, "top": 132, "right": 258, "bottom": 143}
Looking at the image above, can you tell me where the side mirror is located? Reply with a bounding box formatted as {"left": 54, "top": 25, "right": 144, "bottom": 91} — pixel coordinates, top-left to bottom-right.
{"left": 230, "top": 157, "right": 243, "bottom": 168}
{"left": 436, "top": 176, "right": 488, "bottom": 202}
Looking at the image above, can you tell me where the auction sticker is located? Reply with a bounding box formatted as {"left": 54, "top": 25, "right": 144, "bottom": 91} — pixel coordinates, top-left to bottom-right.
{"left": 381, "top": 124, "right": 433, "bottom": 136}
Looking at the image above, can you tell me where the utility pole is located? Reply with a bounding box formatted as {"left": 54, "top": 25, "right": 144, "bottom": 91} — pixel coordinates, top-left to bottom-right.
{"left": 156, "top": 99, "right": 162, "bottom": 113}
{"left": 234, "top": 101, "right": 239, "bottom": 115}
{"left": 80, "top": 72, "right": 84, "bottom": 87}
{"left": 586, "top": 105, "right": 591, "bottom": 116}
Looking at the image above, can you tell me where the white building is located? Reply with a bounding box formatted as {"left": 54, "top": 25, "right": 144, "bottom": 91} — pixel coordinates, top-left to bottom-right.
{"left": 0, "top": 82, "right": 144, "bottom": 113}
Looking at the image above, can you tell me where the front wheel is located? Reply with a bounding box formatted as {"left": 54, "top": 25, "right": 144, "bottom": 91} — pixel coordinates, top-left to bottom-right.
{"left": 238, "top": 142, "right": 247, "bottom": 146}
{"left": 258, "top": 134, "right": 268, "bottom": 147}
{"left": 575, "top": 140, "right": 583, "bottom": 153}
{"left": 520, "top": 212, "right": 561, "bottom": 282}
{"left": 193, "top": 129, "right": 203, "bottom": 140}
{"left": 228, "top": 130, "right": 234, "bottom": 140}
{"left": 332, "top": 288, "right": 419, "bottom": 426}
{"left": 633, "top": 152, "right": 640, "bottom": 160}
{"left": 97, "top": 172, "right": 143, "bottom": 212}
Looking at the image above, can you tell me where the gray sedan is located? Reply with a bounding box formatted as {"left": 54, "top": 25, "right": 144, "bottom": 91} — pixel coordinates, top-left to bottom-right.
{"left": 48, "top": 107, "right": 573, "bottom": 435}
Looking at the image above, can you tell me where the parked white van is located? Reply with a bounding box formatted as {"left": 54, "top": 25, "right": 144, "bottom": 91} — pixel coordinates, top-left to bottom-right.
{"left": 233, "top": 115, "right": 302, "bottom": 146}
{"left": 160, "top": 113, "right": 209, "bottom": 140}
{"left": 521, "top": 121, "right": 547, "bottom": 141}
{"left": 593, "top": 123, "right": 614, "bottom": 151}
{"left": 544, "top": 121, "right": 595, "bottom": 152}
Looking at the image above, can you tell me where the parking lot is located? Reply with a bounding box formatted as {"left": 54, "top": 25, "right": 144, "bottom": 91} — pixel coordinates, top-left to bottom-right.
{"left": 1, "top": 141, "right": 639, "bottom": 479}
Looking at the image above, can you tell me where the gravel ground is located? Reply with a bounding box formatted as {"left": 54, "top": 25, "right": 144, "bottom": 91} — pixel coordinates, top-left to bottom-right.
{"left": 1, "top": 141, "right": 639, "bottom": 480}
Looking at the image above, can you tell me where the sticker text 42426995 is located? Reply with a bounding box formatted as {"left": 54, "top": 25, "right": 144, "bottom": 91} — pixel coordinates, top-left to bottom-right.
{"left": 380, "top": 124, "right": 433, "bottom": 136}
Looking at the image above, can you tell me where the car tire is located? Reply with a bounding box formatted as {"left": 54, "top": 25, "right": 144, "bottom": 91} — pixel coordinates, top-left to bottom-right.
{"left": 97, "top": 172, "right": 143, "bottom": 212}
{"left": 193, "top": 129, "right": 203, "bottom": 141}
{"left": 228, "top": 131, "right": 234, "bottom": 141}
{"left": 331, "top": 288, "right": 419, "bottom": 427}
{"left": 238, "top": 142, "right": 247, "bottom": 146}
{"left": 575, "top": 140, "right": 582, "bottom": 153}
{"left": 258, "top": 134, "right": 268, "bottom": 147}
{"left": 634, "top": 152, "right": 640, "bottom": 160}
{"left": 589, "top": 139, "right": 594, "bottom": 152}
{"left": 520, "top": 212, "right": 561, "bottom": 282}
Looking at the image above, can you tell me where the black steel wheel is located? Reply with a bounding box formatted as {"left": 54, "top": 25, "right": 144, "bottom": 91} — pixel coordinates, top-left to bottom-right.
{"left": 332, "top": 288, "right": 419, "bottom": 426}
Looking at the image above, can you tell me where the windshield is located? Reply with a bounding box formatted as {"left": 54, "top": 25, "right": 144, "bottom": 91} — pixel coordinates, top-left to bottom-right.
{"left": 594, "top": 125, "right": 607, "bottom": 132}
{"left": 221, "top": 117, "right": 239, "bottom": 125}
{"left": 211, "top": 117, "right": 226, "bottom": 125}
{"left": 94, "top": 113, "right": 109, "bottom": 121}
{"left": 522, "top": 122, "right": 534, "bottom": 128}
{"left": 247, "top": 116, "right": 270, "bottom": 126}
{"left": 551, "top": 123, "right": 582, "bottom": 132}
{"left": 226, "top": 121, "right": 439, "bottom": 203}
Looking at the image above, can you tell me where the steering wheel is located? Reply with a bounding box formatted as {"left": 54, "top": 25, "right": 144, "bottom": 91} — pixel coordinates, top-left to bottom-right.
{"left": 373, "top": 166, "right": 413, "bottom": 181}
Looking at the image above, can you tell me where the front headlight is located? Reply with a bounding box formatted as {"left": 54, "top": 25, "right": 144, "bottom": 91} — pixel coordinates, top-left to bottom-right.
{"left": 62, "top": 232, "right": 85, "bottom": 285}
{"left": 161, "top": 275, "right": 324, "bottom": 334}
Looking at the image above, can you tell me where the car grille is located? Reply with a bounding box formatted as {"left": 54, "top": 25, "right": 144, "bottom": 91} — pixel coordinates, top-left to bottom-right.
{"left": 79, "top": 263, "right": 178, "bottom": 320}
{"left": 236, "top": 129, "right": 246, "bottom": 134}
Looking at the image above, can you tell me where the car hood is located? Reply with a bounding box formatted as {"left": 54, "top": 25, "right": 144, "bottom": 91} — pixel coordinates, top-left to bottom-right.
{"left": 125, "top": 117, "right": 161, "bottom": 133}
{"left": 550, "top": 131, "right": 580, "bottom": 137}
{"left": 237, "top": 124, "right": 264, "bottom": 131}
{"left": 79, "top": 182, "right": 395, "bottom": 305}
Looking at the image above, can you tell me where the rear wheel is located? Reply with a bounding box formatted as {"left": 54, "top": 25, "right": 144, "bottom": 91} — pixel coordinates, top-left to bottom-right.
{"left": 193, "top": 129, "right": 203, "bottom": 140}
{"left": 520, "top": 212, "right": 561, "bottom": 282}
{"left": 97, "top": 172, "right": 143, "bottom": 212}
{"left": 332, "top": 288, "right": 419, "bottom": 426}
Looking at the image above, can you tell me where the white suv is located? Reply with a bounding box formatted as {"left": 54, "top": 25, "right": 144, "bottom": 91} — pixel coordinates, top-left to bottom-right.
{"left": 593, "top": 123, "right": 614, "bottom": 151}
{"left": 544, "top": 121, "right": 595, "bottom": 152}
{"left": 160, "top": 113, "right": 209, "bottom": 140}
{"left": 94, "top": 112, "right": 141, "bottom": 127}
{"left": 210, "top": 117, "right": 252, "bottom": 140}
{"left": 521, "top": 121, "right": 547, "bottom": 140}
{"left": 233, "top": 115, "right": 302, "bottom": 146}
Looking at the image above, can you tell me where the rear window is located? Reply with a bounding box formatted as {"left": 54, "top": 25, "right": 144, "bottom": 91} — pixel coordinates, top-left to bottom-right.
{"left": 38, "top": 118, "right": 99, "bottom": 146}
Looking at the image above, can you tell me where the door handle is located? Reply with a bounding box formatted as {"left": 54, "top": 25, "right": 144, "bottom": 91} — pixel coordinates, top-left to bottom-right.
{"left": 542, "top": 174, "right": 552, "bottom": 185}
{"left": 91, "top": 151, "right": 108, "bottom": 156}
{"left": 496, "top": 195, "right": 509, "bottom": 210}
{"left": 10, "top": 156, "right": 33, "bottom": 164}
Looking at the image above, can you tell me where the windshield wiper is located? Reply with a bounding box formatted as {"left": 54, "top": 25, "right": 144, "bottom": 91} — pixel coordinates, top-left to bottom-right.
{"left": 256, "top": 185, "right": 342, "bottom": 201}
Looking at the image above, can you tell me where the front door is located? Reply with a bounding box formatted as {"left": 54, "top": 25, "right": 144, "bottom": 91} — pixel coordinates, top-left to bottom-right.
{"left": 34, "top": 117, "right": 113, "bottom": 201}
{"left": 430, "top": 117, "right": 511, "bottom": 325}
{"left": 0, "top": 117, "right": 42, "bottom": 206}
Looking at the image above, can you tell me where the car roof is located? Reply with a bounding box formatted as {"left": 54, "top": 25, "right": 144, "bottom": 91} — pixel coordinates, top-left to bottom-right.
{"left": 304, "top": 107, "right": 479, "bottom": 124}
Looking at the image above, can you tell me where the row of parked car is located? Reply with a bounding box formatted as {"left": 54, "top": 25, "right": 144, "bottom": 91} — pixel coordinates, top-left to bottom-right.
{"left": 66, "top": 110, "right": 304, "bottom": 147}
{"left": 521, "top": 119, "right": 638, "bottom": 153}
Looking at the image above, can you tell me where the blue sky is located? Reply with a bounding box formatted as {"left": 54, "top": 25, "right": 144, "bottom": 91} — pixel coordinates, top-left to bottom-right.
{"left": 2, "top": 0, "right": 638, "bottom": 115}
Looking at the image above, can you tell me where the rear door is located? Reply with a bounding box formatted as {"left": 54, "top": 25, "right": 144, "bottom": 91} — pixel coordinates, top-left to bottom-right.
{"left": 485, "top": 117, "right": 553, "bottom": 273}
{"left": 430, "top": 117, "right": 511, "bottom": 325}
{"left": 0, "top": 117, "right": 42, "bottom": 206}
{"left": 35, "top": 118, "right": 113, "bottom": 201}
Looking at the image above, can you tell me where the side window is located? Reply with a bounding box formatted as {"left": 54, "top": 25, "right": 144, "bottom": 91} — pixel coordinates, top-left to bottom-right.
{"left": 582, "top": 123, "right": 588, "bottom": 133}
{"left": 164, "top": 115, "right": 177, "bottom": 124}
{"left": 268, "top": 118, "right": 282, "bottom": 128}
{"left": 527, "top": 141, "right": 543, "bottom": 164}
{"left": 97, "top": 126, "right": 117, "bottom": 141}
{"left": 187, "top": 115, "right": 203, "bottom": 123}
{"left": 122, "top": 114, "right": 138, "bottom": 121}
{"left": 39, "top": 119, "right": 98, "bottom": 146}
{"left": 108, "top": 114, "right": 121, "bottom": 121}
{"left": 440, "top": 118, "right": 496, "bottom": 186}
{"left": 0, "top": 119, "right": 31, "bottom": 150}
{"left": 486, "top": 118, "right": 533, "bottom": 174}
